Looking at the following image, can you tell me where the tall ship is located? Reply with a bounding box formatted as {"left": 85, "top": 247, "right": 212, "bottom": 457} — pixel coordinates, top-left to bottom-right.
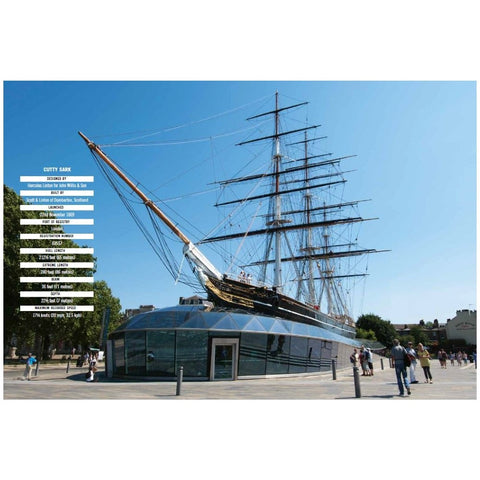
{"left": 80, "top": 92, "right": 385, "bottom": 341}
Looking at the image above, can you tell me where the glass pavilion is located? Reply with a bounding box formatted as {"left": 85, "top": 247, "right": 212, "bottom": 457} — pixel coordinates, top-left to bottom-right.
{"left": 106, "top": 302, "right": 366, "bottom": 381}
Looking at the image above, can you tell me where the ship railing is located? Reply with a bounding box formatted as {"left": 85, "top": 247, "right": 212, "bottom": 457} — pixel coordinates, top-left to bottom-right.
{"left": 225, "top": 273, "right": 268, "bottom": 288}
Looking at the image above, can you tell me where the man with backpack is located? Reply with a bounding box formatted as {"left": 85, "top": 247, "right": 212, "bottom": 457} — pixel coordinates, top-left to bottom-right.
{"left": 23, "top": 353, "right": 37, "bottom": 381}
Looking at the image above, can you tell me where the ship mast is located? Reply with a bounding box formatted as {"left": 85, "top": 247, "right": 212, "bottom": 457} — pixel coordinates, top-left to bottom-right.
{"left": 234, "top": 93, "right": 315, "bottom": 293}
{"left": 303, "top": 131, "right": 316, "bottom": 305}
{"left": 78, "top": 131, "right": 222, "bottom": 285}
{"left": 273, "top": 92, "right": 283, "bottom": 291}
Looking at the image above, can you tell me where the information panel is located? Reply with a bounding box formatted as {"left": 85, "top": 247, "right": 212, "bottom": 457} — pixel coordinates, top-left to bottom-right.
{"left": 19, "top": 170, "right": 95, "bottom": 320}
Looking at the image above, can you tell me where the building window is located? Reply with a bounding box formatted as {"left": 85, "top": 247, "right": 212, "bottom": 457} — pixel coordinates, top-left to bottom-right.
{"left": 175, "top": 331, "right": 209, "bottom": 377}
{"left": 239, "top": 332, "right": 267, "bottom": 376}
{"left": 266, "top": 334, "right": 290, "bottom": 374}
{"left": 146, "top": 330, "right": 176, "bottom": 377}
{"left": 289, "top": 336, "right": 309, "bottom": 374}
{"left": 125, "top": 331, "right": 146, "bottom": 375}
{"left": 112, "top": 335, "right": 125, "bottom": 375}
{"left": 307, "top": 338, "right": 322, "bottom": 372}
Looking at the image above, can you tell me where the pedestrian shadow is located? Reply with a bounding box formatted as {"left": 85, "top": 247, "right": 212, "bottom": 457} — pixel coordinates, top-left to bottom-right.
{"left": 365, "top": 394, "right": 398, "bottom": 399}
{"left": 336, "top": 394, "right": 397, "bottom": 399}
{"left": 67, "top": 372, "right": 106, "bottom": 382}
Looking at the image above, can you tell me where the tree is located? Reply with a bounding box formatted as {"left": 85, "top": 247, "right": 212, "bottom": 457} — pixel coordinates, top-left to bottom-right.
{"left": 3, "top": 184, "right": 41, "bottom": 347}
{"left": 409, "top": 325, "right": 429, "bottom": 346}
{"left": 356, "top": 327, "right": 377, "bottom": 341}
{"left": 71, "top": 280, "right": 123, "bottom": 351}
{"left": 356, "top": 313, "right": 398, "bottom": 348}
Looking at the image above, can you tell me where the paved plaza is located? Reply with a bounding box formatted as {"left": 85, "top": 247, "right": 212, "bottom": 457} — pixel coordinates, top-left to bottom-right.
{"left": 3, "top": 356, "right": 477, "bottom": 400}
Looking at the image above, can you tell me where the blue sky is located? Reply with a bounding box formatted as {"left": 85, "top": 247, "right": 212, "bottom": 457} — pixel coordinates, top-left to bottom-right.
{"left": 3, "top": 81, "right": 476, "bottom": 324}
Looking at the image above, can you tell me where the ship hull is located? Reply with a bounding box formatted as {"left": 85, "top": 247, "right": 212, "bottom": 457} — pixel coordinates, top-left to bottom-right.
{"left": 205, "top": 275, "right": 356, "bottom": 339}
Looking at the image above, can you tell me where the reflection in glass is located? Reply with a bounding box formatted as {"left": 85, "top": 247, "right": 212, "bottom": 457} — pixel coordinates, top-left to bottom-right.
{"left": 125, "top": 331, "right": 146, "bottom": 375}
{"left": 239, "top": 333, "right": 267, "bottom": 376}
{"left": 214, "top": 344, "right": 234, "bottom": 379}
{"left": 175, "top": 331, "right": 208, "bottom": 377}
{"left": 266, "top": 334, "right": 290, "bottom": 374}
{"left": 112, "top": 335, "right": 125, "bottom": 375}
{"left": 146, "top": 330, "right": 175, "bottom": 376}
{"left": 320, "top": 340, "right": 333, "bottom": 371}
{"left": 307, "top": 338, "right": 322, "bottom": 372}
{"left": 289, "top": 336, "right": 308, "bottom": 373}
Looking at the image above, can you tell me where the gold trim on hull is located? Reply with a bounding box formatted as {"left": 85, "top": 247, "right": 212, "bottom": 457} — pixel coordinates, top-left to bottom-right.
{"left": 205, "top": 279, "right": 254, "bottom": 309}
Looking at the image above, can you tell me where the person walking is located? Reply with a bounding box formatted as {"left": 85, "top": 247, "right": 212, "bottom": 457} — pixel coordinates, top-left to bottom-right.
{"left": 405, "top": 341, "right": 419, "bottom": 383}
{"left": 449, "top": 352, "right": 455, "bottom": 366}
{"left": 360, "top": 345, "right": 371, "bottom": 376}
{"left": 350, "top": 348, "right": 359, "bottom": 366}
{"left": 441, "top": 349, "right": 448, "bottom": 368}
{"left": 366, "top": 347, "right": 374, "bottom": 376}
{"left": 456, "top": 351, "right": 463, "bottom": 366}
{"left": 417, "top": 343, "right": 433, "bottom": 383}
{"left": 23, "top": 353, "right": 37, "bottom": 381}
{"left": 391, "top": 339, "right": 411, "bottom": 396}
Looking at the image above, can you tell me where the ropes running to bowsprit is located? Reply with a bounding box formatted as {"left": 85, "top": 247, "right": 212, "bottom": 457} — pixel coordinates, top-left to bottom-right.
{"left": 96, "top": 94, "right": 272, "bottom": 147}
{"left": 90, "top": 149, "right": 198, "bottom": 289}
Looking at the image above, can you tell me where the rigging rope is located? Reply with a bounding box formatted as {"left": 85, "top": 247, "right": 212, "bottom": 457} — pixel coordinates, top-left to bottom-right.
{"left": 225, "top": 200, "right": 264, "bottom": 275}
{"left": 98, "top": 121, "right": 270, "bottom": 147}
{"left": 97, "top": 95, "right": 272, "bottom": 146}
{"left": 90, "top": 150, "right": 197, "bottom": 288}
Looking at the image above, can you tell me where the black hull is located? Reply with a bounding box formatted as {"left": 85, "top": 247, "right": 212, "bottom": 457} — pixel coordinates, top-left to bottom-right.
{"left": 205, "top": 276, "right": 356, "bottom": 338}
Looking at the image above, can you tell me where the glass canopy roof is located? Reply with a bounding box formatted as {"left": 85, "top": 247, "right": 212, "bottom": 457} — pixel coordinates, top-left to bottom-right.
{"left": 113, "top": 305, "right": 364, "bottom": 347}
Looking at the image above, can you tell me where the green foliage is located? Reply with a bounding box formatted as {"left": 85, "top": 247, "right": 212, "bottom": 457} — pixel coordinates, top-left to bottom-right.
{"left": 72, "top": 280, "right": 123, "bottom": 350}
{"left": 4, "top": 184, "right": 38, "bottom": 345}
{"left": 440, "top": 338, "right": 467, "bottom": 352}
{"left": 356, "top": 313, "right": 397, "bottom": 348}
{"left": 408, "top": 325, "right": 429, "bottom": 346}
{"left": 356, "top": 327, "right": 377, "bottom": 341}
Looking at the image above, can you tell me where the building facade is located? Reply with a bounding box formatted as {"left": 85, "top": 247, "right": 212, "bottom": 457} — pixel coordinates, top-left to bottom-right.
{"left": 394, "top": 321, "right": 447, "bottom": 346}
{"left": 393, "top": 309, "right": 477, "bottom": 348}
{"left": 445, "top": 309, "right": 476, "bottom": 345}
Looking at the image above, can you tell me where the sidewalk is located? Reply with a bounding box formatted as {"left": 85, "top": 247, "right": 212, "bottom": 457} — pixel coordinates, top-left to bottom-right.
{"left": 3, "top": 358, "right": 477, "bottom": 400}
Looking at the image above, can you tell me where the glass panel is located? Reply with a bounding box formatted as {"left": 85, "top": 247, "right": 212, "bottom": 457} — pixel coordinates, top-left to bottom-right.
{"left": 254, "top": 315, "right": 275, "bottom": 331}
{"left": 230, "top": 313, "right": 252, "bottom": 330}
{"left": 266, "top": 334, "right": 290, "bottom": 374}
{"left": 269, "top": 320, "right": 290, "bottom": 334}
{"left": 243, "top": 317, "right": 268, "bottom": 332}
{"left": 128, "top": 313, "right": 148, "bottom": 328}
{"left": 113, "top": 335, "right": 125, "bottom": 375}
{"left": 202, "top": 312, "right": 226, "bottom": 328}
{"left": 291, "top": 322, "right": 310, "bottom": 337}
{"left": 212, "top": 316, "right": 239, "bottom": 331}
{"left": 214, "top": 344, "right": 233, "bottom": 379}
{"left": 307, "top": 338, "right": 322, "bottom": 372}
{"left": 239, "top": 333, "right": 267, "bottom": 376}
{"left": 146, "top": 330, "right": 176, "bottom": 376}
{"left": 320, "top": 340, "right": 333, "bottom": 371}
{"left": 175, "top": 331, "right": 208, "bottom": 377}
{"left": 125, "top": 331, "right": 146, "bottom": 375}
{"left": 181, "top": 314, "right": 209, "bottom": 329}
{"left": 289, "top": 336, "right": 308, "bottom": 373}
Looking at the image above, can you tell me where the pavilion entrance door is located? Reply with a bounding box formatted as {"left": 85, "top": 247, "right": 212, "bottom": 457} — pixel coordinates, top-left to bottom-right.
{"left": 210, "top": 338, "right": 239, "bottom": 381}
